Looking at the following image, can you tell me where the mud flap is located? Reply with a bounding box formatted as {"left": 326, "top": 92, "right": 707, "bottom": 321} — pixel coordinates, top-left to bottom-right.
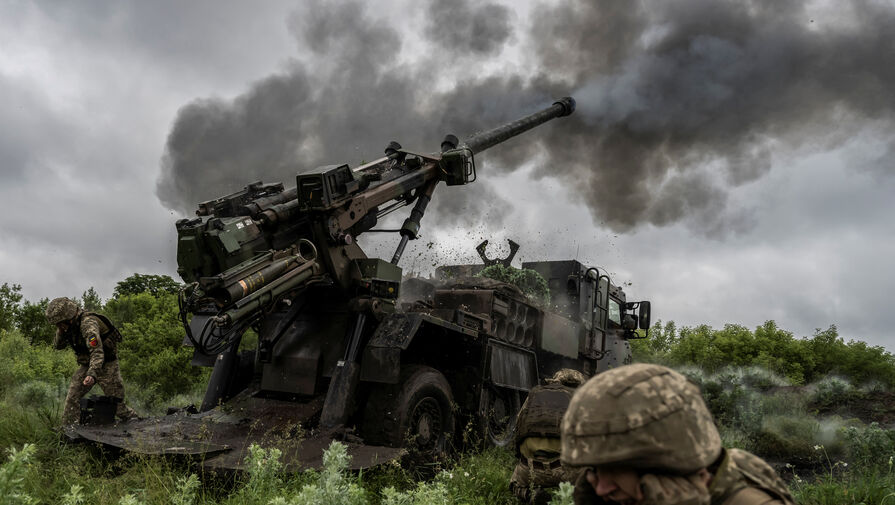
{"left": 320, "top": 360, "right": 360, "bottom": 428}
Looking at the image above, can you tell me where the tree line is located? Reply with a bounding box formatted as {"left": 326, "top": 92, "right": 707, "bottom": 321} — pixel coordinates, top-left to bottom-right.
{"left": 2, "top": 273, "right": 894, "bottom": 398}
{"left": 632, "top": 320, "right": 895, "bottom": 387}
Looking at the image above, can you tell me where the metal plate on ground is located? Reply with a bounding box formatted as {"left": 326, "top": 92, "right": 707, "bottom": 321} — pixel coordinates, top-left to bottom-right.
{"left": 67, "top": 389, "right": 404, "bottom": 471}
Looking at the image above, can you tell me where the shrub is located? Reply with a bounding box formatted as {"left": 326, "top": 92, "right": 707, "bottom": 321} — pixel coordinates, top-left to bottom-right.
{"left": 478, "top": 265, "right": 550, "bottom": 304}
{"left": 269, "top": 442, "right": 367, "bottom": 505}
{"left": 0, "top": 443, "right": 37, "bottom": 505}
{"left": 808, "top": 376, "right": 861, "bottom": 410}
{"left": 0, "top": 330, "right": 75, "bottom": 397}
{"left": 110, "top": 293, "right": 207, "bottom": 407}
{"left": 11, "top": 381, "right": 58, "bottom": 407}
{"left": 750, "top": 415, "right": 838, "bottom": 465}
{"left": 840, "top": 422, "right": 895, "bottom": 470}
{"left": 16, "top": 298, "right": 53, "bottom": 346}
{"left": 0, "top": 283, "right": 23, "bottom": 333}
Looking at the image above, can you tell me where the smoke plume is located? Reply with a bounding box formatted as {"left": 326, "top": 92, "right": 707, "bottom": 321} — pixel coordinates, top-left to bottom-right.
{"left": 157, "top": 0, "right": 895, "bottom": 235}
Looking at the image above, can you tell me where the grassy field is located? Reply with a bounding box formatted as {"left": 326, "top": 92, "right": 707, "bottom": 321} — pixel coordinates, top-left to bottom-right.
{"left": 4, "top": 314, "right": 895, "bottom": 503}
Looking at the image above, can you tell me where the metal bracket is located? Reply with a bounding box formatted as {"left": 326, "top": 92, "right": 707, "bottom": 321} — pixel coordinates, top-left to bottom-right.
{"left": 476, "top": 239, "right": 520, "bottom": 267}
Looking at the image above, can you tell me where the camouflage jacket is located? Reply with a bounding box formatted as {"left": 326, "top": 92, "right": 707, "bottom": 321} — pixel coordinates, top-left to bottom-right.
{"left": 53, "top": 312, "right": 120, "bottom": 379}
{"left": 571, "top": 449, "right": 793, "bottom": 505}
{"left": 515, "top": 382, "right": 576, "bottom": 450}
{"left": 709, "top": 449, "right": 794, "bottom": 505}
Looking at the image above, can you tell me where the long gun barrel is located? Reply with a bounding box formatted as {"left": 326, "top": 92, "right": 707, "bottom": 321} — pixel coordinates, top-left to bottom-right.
{"left": 177, "top": 97, "right": 576, "bottom": 354}
{"left": 463, "top": 97, "right": 576, "bottom": 154}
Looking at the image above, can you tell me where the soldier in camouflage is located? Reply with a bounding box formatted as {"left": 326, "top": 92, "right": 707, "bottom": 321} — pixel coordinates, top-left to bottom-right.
{"left": 510, "top": 368, "right": 588, "bottom": 505}
{"left": 561, "top": 364, "right": 794, "bottom": 505}
{"left": 46, "top": 297, "right": 138, "bottom": 425}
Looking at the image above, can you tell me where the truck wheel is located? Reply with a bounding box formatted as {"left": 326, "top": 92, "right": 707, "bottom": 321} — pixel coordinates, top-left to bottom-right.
{"left": 363, "top": 365, "right": 455, "bottom": 455}
{"left": 482, "top": 384, "right": 521, "bottom": 447}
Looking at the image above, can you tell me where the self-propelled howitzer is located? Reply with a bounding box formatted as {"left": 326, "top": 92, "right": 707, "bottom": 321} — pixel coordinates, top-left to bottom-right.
{"left": 68, "top": 97, "right": 651, "bottom": 472}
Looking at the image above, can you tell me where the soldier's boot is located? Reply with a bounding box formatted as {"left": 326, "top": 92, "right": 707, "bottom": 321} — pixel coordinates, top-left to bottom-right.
{"left": 116, "top": 402, "right": 139, "bottom": 421}
{"left": 61, "top": 398, "right": 82, "bottom": 426}
{"left": 530, "top": 488, "right": 552, "bottom": 505}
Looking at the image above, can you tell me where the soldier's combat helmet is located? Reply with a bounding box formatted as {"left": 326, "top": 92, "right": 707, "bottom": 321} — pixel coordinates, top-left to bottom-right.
{"left": 46, "top": 297, "right": 80, "bottom": 325}
{"left": 560, "top": 363, "right": 721, "bottom": 474}
{"left": 545, "top": 368, "right": 587, "bottom": 387}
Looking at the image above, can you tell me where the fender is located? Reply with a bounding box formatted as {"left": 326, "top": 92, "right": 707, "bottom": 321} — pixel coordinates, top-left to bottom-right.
{"left": 359, "top": 312, "right": 478, "bottom": 384}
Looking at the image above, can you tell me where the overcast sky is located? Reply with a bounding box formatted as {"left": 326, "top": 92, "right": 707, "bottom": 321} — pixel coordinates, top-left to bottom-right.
{"left": 1, "top": 0, "right": 893, "bottom": 350}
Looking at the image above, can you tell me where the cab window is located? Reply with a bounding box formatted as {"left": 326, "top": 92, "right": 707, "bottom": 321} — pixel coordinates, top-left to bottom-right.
{"left": 608, "top": 299, "right": 621, "bottom": 327}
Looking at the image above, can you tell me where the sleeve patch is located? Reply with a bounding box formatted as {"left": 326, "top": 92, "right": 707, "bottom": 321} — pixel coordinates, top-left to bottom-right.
{"left": 88, "top": 336, "right": 99, "bottom": 347}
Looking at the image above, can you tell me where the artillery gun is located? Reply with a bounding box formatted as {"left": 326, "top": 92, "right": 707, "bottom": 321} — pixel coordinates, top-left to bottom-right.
{"left": 69, "top": 97, "right": 652, "bottom": 471}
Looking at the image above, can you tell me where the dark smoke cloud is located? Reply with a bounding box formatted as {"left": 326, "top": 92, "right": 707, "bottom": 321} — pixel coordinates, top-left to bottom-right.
{"left": 425, "top": 0, "right": 512, "bottom": 55}
{"left": 526, "top": 0, "right": 895, "bottom": 232}
{"left": 158, "top": 0, "right": 895, "bottom": 236}
{"left": 158, "top": 0, "right": 523, "bottom": 223}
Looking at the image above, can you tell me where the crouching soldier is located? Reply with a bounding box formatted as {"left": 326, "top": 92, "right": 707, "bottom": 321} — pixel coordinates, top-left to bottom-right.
{"left": 561, "top": 363, "right": 794, "bottom": 505}
{"left": 510, "top": 368, "right": 588, "bottom": 505}
{"left": 46, "top": 297, "right": 138, "bottom": 425}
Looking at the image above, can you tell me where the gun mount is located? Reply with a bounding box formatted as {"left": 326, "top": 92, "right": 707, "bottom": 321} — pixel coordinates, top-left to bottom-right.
{"left": 68, "top": 97, "right": 652, "bottom": 472}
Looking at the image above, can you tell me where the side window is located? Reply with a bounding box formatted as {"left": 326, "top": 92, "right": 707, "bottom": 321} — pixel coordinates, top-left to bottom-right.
{"left": 608, "top": 299, "right": 621, "bottom": 327}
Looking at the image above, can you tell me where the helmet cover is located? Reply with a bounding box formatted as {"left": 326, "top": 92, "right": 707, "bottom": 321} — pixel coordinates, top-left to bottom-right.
{"left": 546, "top": 368, "right": 588, "bottom": 387}
{"left": 561, "top": 363, "right": 721, "bottom": 474}
{"left": 46, "top": 297, "right": 80, "bottom": 325}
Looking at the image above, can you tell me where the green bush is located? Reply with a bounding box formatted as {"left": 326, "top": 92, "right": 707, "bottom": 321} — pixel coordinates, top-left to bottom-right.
{"left": 11, "top": 380, "right": 58, "bottom": 407}
{"left": 750, "top": 414, "right": 829, "bottom": 465}
{"left": 0, "top": 330, "right": 75, "bottom": 397}
{"left": 16, "top": 298, "right": 53, "bottom": 346}
{"left": 0, "top": 283, "right": 23, "bottom": 333}
{"left": 809, "top": 376, "right": 861, "bottom": 410}
{"left": 635, "top": 320, "right": 895, "bottom": 388}
{"left": 0, "top": 443, "right": 37, "bottom": 505}
{"left": 840, "top": 422, "right": 895, "bottom": 470}
{"left": 478, "top": 265, "right": 550, "bottom": 305}
{"left": 110, "top": 293, "right": 207, "bottom": 408}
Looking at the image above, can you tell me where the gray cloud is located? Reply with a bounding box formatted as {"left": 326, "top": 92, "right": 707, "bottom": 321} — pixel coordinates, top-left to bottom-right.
{"left": 0, "top": 76, "right": 77, "bottom": 183}
{"left": 27, "top": 1, "right": 295, "bottom": 84}
{"left": 524, "top": 0, "right": 895, "bottom": 234}
{"left": 159, "top": 0, "right": 525, "bottom": 214}
{"left": 2, "top": 0, "right": 894, "bottom": 350}
{"left": 424, "top": 0, "right": 513, "bottom": 55}
{"left": 157, "top": 0, "right": 895, "bottom": 238}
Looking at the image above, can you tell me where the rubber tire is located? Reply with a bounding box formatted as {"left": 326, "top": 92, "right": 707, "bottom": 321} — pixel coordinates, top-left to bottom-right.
{"left": 482, "top": 385, "right": 521, "bottom": 447}
{"left": 363, "top": 365, "right": 455, "bottom": 454}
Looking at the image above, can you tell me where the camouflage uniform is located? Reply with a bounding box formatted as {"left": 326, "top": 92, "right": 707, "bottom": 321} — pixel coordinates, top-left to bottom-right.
{"left": 561, "top": 364, "right": 794, "bottom": 505}
{"left": 707, "top": 448, "right": 795, "bottom": 505}
{"left": 510, "top": 369, "right": 587, "bottom": 505}
{"left": 47, "top": 298, "right": 137, "bottom": 425}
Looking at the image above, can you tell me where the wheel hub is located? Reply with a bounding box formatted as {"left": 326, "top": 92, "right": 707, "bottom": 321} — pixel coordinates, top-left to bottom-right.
{"left": 410, "top": 398, "right": 442, "bottom": 448}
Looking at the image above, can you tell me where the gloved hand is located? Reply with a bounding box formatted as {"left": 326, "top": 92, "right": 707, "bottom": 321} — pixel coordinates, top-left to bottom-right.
{"left": 639, "top": 473, "right": 710, "bottom": 505}
{"left": 572, "top": 469, "right": 610, "bottom": 505}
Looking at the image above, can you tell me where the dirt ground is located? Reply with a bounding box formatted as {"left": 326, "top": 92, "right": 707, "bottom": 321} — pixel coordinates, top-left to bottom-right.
{"left": 811, "top": 390, "right": 895, "bottom": 428}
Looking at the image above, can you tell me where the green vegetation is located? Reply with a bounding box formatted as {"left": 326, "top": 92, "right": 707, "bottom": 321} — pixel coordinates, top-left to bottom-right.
{"left": 632, "top": 320, "right": 895, "bottom": 387}
{"left": 112, "top": 274, "right": 182, "bottom": 299}
{"left": 1, "top": 275, "right": 895, "bottom": 503}
{"left": 477, "top": 265, "right": 551, "bottom": 305}
{"left": 632, "top": 320, "right": 895, "bottom": 504}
